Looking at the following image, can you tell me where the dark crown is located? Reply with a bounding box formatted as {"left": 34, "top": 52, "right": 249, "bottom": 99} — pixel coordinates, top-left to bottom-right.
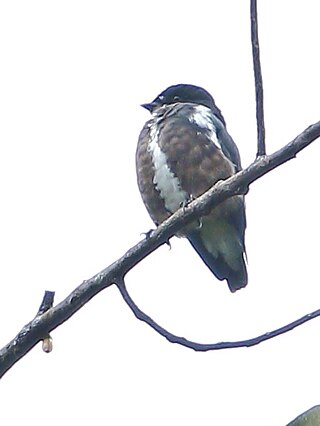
{"left": 141, "top": 84, "right": 225, "bottom": 125}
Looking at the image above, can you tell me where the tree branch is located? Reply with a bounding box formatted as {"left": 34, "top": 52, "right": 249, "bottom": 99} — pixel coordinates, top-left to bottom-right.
{"left": 0, "top": 120, "right": 319, "bottom": 378}
{"left": 251, "top": 0, "right": 266, "bottom": 156}
{"left": 116, "top": 278, "right": 320, "bottom": 351}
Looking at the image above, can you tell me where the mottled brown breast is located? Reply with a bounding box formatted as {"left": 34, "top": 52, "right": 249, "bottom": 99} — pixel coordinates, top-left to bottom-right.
{"left": 136, "top": 122, "right": 171, "bottom": 225}
{"left": 136, "top": 103, "right": 237, "bottom": 226}
{"left": 157, "top": 111, "right": 235, "bottom": 198}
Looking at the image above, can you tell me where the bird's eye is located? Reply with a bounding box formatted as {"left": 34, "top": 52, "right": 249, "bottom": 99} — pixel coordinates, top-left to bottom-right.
{"left": 173, "top": 96, "right": 180, "bottom": 101}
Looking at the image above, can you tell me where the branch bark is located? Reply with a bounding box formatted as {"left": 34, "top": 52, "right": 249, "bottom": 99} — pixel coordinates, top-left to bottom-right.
{"left": 116, "top": 278, "right": 320, "bottom": 351}
{"left": 0, "top": 121, "right": 319, "bottom": 378}
{"left": 251, "top": 0, "right": 266, "bottom": 156}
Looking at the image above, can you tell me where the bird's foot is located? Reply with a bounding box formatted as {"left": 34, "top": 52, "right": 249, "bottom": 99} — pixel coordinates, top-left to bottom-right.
{"left": 180, "top": 194, "right": 196, "bottom": 212}
{"left": 180, "top": 195, "right": 202, "bottom": 228}
{"left": 141, "top": 229, "right": 154, "bottom": 239}
{"left": 196, "top": 217, "right": 203, "bottom": 229}
{"left": 141, "top": 229, "right": 171, "bottom": 249}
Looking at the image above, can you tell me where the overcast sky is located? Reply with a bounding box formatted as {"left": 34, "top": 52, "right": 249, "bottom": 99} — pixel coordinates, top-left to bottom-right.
{"left": 1, "top": 1, "right": 320, "bottom": 425}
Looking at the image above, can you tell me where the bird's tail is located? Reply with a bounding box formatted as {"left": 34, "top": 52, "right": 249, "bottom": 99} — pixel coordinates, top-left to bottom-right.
{"left": 187, "top": 219, "right": 247, "bottom": 293}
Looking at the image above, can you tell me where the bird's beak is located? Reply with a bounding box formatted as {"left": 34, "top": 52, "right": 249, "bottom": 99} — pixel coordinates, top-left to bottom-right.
{"left": 141, "top": 102, "right": 157, "bottom": 112}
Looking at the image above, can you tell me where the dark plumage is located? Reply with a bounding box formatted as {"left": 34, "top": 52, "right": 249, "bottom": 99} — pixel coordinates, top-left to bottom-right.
{"left": 136, "top": 84, "right": 247, "bottom": 292}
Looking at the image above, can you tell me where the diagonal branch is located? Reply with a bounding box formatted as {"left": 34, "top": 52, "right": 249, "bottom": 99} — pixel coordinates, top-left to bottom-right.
{"left": 251, "top": 0, "right": 266, "bottom": 156}
{"left": 0, "top": 120, "right": 319, "bottom": 378}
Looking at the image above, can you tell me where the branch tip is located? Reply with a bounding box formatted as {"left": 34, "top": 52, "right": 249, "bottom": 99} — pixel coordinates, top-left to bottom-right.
{"left": 37, "top": 290, "right": 55, "bottom": 316}
{"left": 42, "top": 336, "right": 53, "bottom": 353}
{"left": 250, "top": 0, "right": 266, "bottom": 157}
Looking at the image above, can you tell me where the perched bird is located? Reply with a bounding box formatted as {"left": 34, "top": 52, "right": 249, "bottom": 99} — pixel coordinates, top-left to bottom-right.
{"left": 136, "top": 84, "right": 247, "bottom": 292}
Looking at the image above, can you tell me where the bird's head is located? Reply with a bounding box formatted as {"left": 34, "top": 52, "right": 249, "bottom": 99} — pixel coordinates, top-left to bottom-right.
{"left": 141, "top": 84, "right": 225, "bottom": 125}
{"left": 142, "top": 84, "right": 217, "bottom": 110}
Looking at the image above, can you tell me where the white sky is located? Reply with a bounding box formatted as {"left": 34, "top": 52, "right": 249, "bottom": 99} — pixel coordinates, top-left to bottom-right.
{"left": 1, "top": 1, "right": 320, "bottom": 425}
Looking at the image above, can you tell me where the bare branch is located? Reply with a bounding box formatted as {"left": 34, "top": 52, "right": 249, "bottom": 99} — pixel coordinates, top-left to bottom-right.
{"left": 116, "top": 278, "right": 320, "bottom": 351}
{"left": 251, "top": 0, "right": 266, "bottom": 156}
{"left": 0, "top": 121, "right": 319, "bottom": 378}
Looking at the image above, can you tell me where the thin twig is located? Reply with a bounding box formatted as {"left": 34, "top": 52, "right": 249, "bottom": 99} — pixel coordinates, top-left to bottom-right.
{"left": 0, "top": 121, "right": 319, "bottom": 377}
{"left": 37, "top": 291, "right": 55, "bottom": 315}
{"left": 116, "top": 278, "right": 320, "bottom": 351}
{"left": 251, "top": 0, "right": 266, "bottom": 156}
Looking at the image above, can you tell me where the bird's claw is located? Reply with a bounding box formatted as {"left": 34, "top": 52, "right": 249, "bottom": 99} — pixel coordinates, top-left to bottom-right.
{"left": 141, "top": 229, "right": 154, "bottom": 239}
{"left": 180, "top": 194, "right": 196, "bottom": 212}
{"left": 196, "top": 218, "right": 203, "bottom": 229}
{"left": 141, "top": 230, "right": 171, "bottom": 249}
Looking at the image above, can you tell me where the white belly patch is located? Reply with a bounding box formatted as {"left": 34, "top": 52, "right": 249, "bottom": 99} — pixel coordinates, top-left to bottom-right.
{"left": 189, "top": 105, "right": 221, "bottom": 150}
{"left": 148, "top": 121, "right": 188, "bottom": 213}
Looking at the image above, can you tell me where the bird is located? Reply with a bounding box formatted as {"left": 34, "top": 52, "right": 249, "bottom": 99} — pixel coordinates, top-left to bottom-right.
{"left": 135, "top": 84, "right": 247, "bottom": 292}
